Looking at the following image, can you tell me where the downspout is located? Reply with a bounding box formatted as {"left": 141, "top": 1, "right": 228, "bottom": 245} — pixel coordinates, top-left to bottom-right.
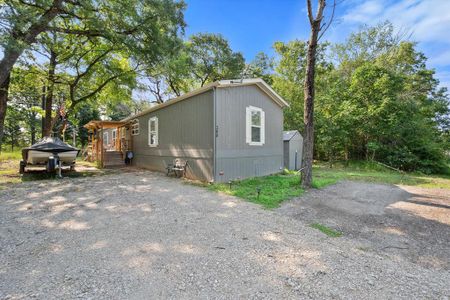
{"left": 212, "top": 87, "right": 217, "bottom": 183}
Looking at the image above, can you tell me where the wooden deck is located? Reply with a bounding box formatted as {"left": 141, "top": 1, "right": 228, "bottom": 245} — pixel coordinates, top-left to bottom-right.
{"left": 83, "top": 120, "right": 132, "bottom": 168}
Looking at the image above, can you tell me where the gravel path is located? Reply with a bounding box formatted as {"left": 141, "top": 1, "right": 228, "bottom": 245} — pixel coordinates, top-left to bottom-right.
{"left": 1, "top": 172, "right": 449, "bottom": 299}
{"left": 277, "top": 181, "right": 450, "bottom": 271}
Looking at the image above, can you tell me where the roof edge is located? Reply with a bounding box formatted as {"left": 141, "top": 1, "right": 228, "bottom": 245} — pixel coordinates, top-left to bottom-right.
{"left": 122, "top": 78, "right": 289, "bottom": 122}
{"left": 216, "top": 78, "right": 289, "bottom": 108}
{"left": 122, "top": 81, "right": 218, "bottom": 122}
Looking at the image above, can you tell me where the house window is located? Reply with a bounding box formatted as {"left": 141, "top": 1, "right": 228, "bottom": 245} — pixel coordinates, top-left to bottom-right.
{"left": 246, "top": 106, "right": 265, "bottom": 146}
{"left": 148, "top": 116, "right": 158, "bottom": 147}
{"left": 131, "top": 119, "right": 139, "bottom": 135}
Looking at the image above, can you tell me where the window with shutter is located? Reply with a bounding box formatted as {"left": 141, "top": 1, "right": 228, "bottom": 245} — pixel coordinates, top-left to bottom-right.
{"left": 148, "top": 116, "right": 158, "bottom": 147}
{"left": 246, "top": 106, "right": 265, "bottom": 146}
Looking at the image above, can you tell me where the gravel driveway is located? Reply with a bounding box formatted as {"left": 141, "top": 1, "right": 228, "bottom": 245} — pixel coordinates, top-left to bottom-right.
{"left": 277, "top": 181, "right": 450, "bottom": 271}
{"left": 1, "top": 171, "right": 449, "bottom": 299}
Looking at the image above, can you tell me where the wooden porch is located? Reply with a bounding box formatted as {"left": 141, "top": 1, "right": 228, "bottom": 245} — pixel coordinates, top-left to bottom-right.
{"left": 83, "top": 120, "right": 132, "bottom": 168}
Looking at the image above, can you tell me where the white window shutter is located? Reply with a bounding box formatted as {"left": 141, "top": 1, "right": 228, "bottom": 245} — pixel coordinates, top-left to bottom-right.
{"left": 148, "top": 118, "right": 151, "bottom": 146}
{"left": 155, "top": 117, "right": 159, "bottom": 146}
{"left": 245, "top": 106, "right": 251, "bottom": 144}
{"left": 261, "top": 110, "right": 265, "bottom": 144}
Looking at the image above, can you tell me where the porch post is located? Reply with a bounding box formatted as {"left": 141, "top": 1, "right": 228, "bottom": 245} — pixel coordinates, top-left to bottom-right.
{"left": 100, "top": 124, "right": 104, "bottom": 168}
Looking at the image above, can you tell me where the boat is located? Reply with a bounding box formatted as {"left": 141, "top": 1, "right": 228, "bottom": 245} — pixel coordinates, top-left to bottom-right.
{"left": 20, "top": 137, "right": 80, "bottom": 173}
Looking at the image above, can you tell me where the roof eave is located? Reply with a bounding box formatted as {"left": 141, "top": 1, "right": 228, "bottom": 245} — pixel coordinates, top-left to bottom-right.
{"left": 216, "top": 78, "right": 289, "bottom": 108}
{"left": 122, "top": 81, "right": 219, "bottom": 122}
{"left": 121, "top": 78, "right": 290, "bottom": 122}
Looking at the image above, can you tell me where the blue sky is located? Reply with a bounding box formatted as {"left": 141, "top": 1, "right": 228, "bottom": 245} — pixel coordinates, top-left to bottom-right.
{"left": 184, "top": 0, "right": 450, "bottom": 89}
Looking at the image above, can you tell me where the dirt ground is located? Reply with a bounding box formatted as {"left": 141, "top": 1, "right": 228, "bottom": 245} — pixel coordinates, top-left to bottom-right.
{"left": 277, "top": 181, "right": 450, "bottom": 270}
{"left": 1, "top": 172, "right": 449, "bottom": 299}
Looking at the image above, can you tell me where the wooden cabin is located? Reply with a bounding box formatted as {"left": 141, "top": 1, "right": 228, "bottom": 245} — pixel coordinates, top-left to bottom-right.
{"left": 83, "top": 120, "right": 133, "bottom": 167}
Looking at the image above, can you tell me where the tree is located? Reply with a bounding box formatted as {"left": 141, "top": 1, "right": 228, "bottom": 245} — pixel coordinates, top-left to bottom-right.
{"left": 0, "top": 0, "right": 79, "bottom": 146}
{"left": 188, "top": 33, "right": 245, "bottom": 87}
{"left": 247, "top": 52, "right": 274, "bottom": 84}
{"left": 3, "top": 105, "right": 23, "bottom": 151}
{"left": 74, "top": 103, "right": 100, "bottom": 147}
{"left": 0, "top": 0, "right": 185, "bottom": 143}
{"left": 331, "top": 23, "right": 449, "bottom": 173}
{"left": 0, "top": 75, "right": 10, "bottom": 151}
{"left": 146, "top": 43, "right": 191, "bottom": 100}
{"left": 272, "top": 40, "right": 330, "bottom": 134}
{"left": 9, "top": 66, "right": 44, "bottom": 145}
{"left": 270, "top": 21, "right": 448, "bottom": 174}
{"left": 0, "top": 0, "right": 65, "bottom": 86}
{"left": 302, "top": 0, "right": 335, "bottom": 187}
{"left": 144, "top": 33, "right": 245, "bottom": 102}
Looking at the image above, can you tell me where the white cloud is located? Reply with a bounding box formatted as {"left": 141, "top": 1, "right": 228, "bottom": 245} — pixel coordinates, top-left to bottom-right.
{"left": 429, "top": 50, "right": 450, "bottom": 67}
{"left": 435, "top": 70, "right": 450, "bottom": 90}
{"left": 342, "top": 0, "right": 450, "bottom": 88}
{"left": 343, "top": 0, "right": 385, "bottom": 23}
{"left": 343, "top": 0, "right": 450, "bottom": 44}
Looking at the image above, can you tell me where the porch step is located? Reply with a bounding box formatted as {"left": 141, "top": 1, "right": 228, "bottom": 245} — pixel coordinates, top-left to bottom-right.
{"left": 104, "top": 151, "right": 122, "bottom": 156}
{"left": 104, "top": 151, "right": 125, "bottom": 167}
{"left": 104, "top": 162, "right": 125, "bottom": 167}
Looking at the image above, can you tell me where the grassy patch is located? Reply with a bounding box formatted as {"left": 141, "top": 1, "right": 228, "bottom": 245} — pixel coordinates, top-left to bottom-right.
{"left": 0, "top": 150, "right": 22, "bottom": 160}
{"left": 207, "top": 160, "right": 450, "bottom": 209}
{"left": 0, "top": 151, "right": 22, "bottom": 186}
{"left": 0, "top": 151, "right": 105, "bottom": 189}
{"left": 310, "top": 223, "right": 342, "bottom": 237}
{"left": 209, "top": 174, "right": 304, "bottom": 209}
{"left": 314, "top": 161, "right": 450, "bottom": 189}
{"left": 311, "top": 177, "right": 339, "bottom": 189}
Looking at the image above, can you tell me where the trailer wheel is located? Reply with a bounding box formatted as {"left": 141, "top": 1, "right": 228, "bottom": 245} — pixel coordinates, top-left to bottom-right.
{"left": 47, "top": 157, "right": 57, "bottom": 172}
{"left": 19, "top": 161, "right": 26, "bottom": 174}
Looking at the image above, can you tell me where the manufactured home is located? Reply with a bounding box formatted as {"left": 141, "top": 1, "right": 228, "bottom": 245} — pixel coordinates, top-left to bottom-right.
{"left": 84, "top": 78, "right": 289, "bottom": 182}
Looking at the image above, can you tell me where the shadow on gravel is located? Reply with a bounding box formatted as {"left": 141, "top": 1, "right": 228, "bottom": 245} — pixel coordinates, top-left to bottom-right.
{"left": 278, "top": 181, "right": 450, "bottom": 270}
{"left": 1, "top": 172, "right": 327, "bottom": 298}
{"left": 1, "top": 173, "right": 449, "bottom": 299}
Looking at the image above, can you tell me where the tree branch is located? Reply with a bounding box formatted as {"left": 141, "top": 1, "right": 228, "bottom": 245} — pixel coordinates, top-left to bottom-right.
{"left": 306, "top": 0, "right": 314, "bottom": 25}
{"left": 70, "top": 70, "right": 133, "bottom": 110}
{"left": 318, "top": 0, "right": 336, "bottom": 41}
{"left": 46, "top": 27, "right": 104, "bottom": 37}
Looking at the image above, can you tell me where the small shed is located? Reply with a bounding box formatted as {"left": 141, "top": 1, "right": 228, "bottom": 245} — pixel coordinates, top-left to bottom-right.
{"left": 283, "top": 130, "right": 303, "bottom": 170}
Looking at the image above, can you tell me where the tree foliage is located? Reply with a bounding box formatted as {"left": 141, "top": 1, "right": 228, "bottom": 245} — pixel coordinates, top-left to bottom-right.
{"left": 146, "top": 33, "right": 245, "bottom": 100}
{"left": 273, "top": 22, "right": 449, "bottom": 173}
{"left": 0, "top": 0, "right": 186, "bottom": 146}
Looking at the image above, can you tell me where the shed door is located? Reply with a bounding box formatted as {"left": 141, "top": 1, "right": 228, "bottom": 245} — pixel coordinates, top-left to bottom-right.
{"left": 283, "top": 141, "right": 289, "bottom": 169}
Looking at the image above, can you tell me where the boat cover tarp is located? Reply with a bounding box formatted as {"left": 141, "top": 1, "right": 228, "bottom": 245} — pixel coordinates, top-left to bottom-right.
{"left": 22, "top": 137, "right": 80, "bottom": 160}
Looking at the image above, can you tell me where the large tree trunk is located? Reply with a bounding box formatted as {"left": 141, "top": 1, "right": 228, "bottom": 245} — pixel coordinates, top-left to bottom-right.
{"left": 41, "top": 85, "right": 46, "bottom": 138}
{"left": 43, "top": 50, "right": 57, "bottom": 137}
{"left": 301, "top": 0, "right": 326, "bottom": 188}
{"left": 30, "top": 111, "right": 37, "bottom": 144}
{"left": 0, "top": 74, "right": 11, "bottom": 152}
{"left": 0, "top": 0, "right": 62, "bottom": 87}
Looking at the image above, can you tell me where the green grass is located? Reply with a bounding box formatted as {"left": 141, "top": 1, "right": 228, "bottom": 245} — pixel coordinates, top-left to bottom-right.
{"left": 0, "top": 150, "right": 105, "bottom": 188}
{"left": 207, "top": 161, "right": 450, "bottom": 209}
{"left": 0, "top": 150, "right": 22, "bottom": 185}
{"left": 314, "top": 160, "right": 450, "bottom": 189}
{"left": 310, "top": 223, "right": 342, "bottom": 237}
{"left": 0, "top": 150, "right": 22, "bottom": 161}
{"left": 209, "top": 174, "right": 304, "bottom": 209}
